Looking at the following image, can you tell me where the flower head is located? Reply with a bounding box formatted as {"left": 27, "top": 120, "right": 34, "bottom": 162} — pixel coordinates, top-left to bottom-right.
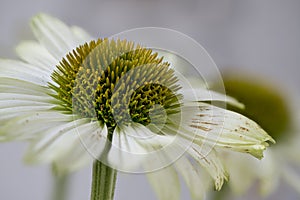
{"left": 0, "top": 14, "right": 274, "bottom": 199}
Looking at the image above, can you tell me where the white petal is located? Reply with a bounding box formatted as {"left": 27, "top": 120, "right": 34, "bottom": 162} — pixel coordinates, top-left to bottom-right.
{"left": 174, "top": 156, "right": 209, "bottom": 200}
{"left": 182, "top": 88, "right": 244, "bottom": 109}
{"left": 52, "top": 122, "right": 107, "bottom": 175}
{"left": 146, "top": 165, "right": 180, "bottom": 200}
{"left": 0, "top": 105, "right": 54, "bottom": 121}
{"left": 0, "top": 100, "right": 53, "bottom": 109}
{"left": 77, "top": 123, "right": 108, "bottom": 161}
{"left": 0, "top": 77, "right": 53, "bottom": 96}
{"left": 0, "top": 111, "right": 73, "bottom": 141}
{"left": 131, "top": 123, "right": 175, "bottom": 151}
{"left": 24, "top": 118, "right": 95, "bottom": 163}
{"left": 107, "top": 123, "right": 176, "bottom": 172}
{"left": 0, "top": 92, "right": 56, "bottom": 112}
{"left": 0, "top": 93, "right": 55, "bottom": 103}
{"left": 0, "top": 59, "right": 51, "bottom": 85}
{"left": 187, "top": 144, "right": 228, "bottom": 190}
{"left": 0, "top": 110, "right": 57, "bottom": 142}
{"left": 131, "top": 123, "right": 181, "bottom": 172}
{"left": 26, "top": 120, "right": 103, "bottom": 175}
{"left": 107, "top": 125, "right": 149, "bottom": 171}
{"left": 16, "top": 40, "right": 58, "bottom": 73}
{"left": 177, "top": 103, "right": 274, "bottom": 159}
{"left": 30, "top": 13, "right": 85, "bottom": 60}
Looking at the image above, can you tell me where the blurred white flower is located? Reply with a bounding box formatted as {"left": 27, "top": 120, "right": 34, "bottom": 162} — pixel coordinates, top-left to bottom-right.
{"left": 211, "top": 73, "right": 300, "bottom": 199}
{"left": 0, "top": 14, "right": 274, "bottom": 200}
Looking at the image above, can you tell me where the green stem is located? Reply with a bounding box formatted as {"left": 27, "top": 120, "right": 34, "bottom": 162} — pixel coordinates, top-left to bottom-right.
{"left": 90, "top": 160, "right": 117, "bottom": 200}
{"left": 51, "top": 174, "right": 70, "bottom": 200}
{"left": 90, "top": 128, "right": 117, "bottom": 200}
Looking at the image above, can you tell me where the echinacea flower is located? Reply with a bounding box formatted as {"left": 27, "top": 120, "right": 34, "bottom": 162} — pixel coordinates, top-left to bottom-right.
{"left": 0, "top": 14, "right": 274, "bottom": 200}
{"left": 210, "top": 73, "right": 300, "bottom": 200}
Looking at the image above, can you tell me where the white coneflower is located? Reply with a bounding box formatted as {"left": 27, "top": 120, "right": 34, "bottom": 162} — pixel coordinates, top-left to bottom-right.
{"left": 210, "top": 73, "right": 300, "bottom": 200}
{"left": 0, "top": 14, "right": 274, "bottom": 200}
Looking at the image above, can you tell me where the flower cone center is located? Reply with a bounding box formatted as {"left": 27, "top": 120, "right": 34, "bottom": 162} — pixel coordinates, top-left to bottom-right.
{"left": 49, "top": 39, "right": 182, "bottom": 128}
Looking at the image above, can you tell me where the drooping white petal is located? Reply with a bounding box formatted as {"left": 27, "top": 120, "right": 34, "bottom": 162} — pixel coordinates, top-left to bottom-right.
{"left": 146, "top": 165, "right": 180, "bottom": 200}
{"left": 182, "top": 88, "right": 244, "bottom": 109}
{"left": 175, "top": 103, "right": 274, "bottom": 159}
{"left": 174, "top": 156, "right": 210, "bottom": 200}
{"left": 0, "top": 59, "right": 51, "bottom": 85}
{"left": 186, "top": 144, "right": 228, "bottom": 191}
{"left": 16, "top": 40, "right": 58, "bottom": 73}
{"left": 30, "top": 13, "right": 84, "bottom": 60}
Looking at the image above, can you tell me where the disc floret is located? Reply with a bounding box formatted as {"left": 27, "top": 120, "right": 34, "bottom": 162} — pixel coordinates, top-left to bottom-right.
{"left": 50, "top": 39, "right": 181, "bottom": 129}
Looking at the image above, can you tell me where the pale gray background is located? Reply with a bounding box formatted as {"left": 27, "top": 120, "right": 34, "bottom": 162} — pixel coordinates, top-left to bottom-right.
{"left": 0, "top": 0, "right": 299, "bottom": 200}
